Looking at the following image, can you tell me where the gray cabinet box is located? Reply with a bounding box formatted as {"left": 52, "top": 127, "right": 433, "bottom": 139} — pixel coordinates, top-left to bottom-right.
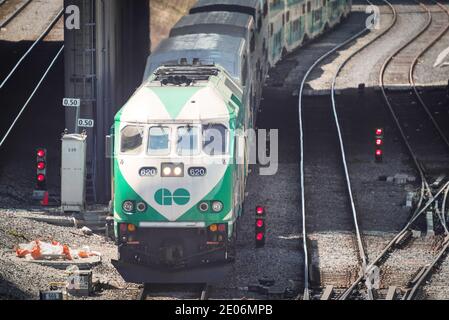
{"left": 61, "top": 134, "right": 87, "bottom": 212}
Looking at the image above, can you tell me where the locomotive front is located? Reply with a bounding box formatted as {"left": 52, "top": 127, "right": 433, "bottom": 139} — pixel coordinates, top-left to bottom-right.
{"left": 111, "top": 66, "right": 244, "bottom": 283}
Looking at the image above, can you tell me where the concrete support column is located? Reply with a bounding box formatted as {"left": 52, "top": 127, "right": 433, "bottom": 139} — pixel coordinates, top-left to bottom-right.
{"left": 64, "top": 0, "right": 150, "bottom": 204}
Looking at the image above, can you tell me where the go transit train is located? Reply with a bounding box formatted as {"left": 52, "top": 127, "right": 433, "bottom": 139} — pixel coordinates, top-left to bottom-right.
{"left": 111, "top": 0, "right": 351, "bottom": 283}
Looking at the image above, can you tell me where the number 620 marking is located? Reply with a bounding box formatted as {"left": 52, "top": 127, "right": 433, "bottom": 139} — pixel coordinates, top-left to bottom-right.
{"left": 139, "top": 167, "right": 157, "bottom": 177}
{"left": 188, "top": 167, "right": 207, "bottom": 177}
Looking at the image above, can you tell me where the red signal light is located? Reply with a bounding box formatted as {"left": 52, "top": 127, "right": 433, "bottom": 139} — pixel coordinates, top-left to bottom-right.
{"left": 35, "top": 148, "right": 47, "bottom": 192}
{"left": 255, "top": 206, "right": 266, "bottom": 247}
{"left": 374, "top": 129, "right": 384, "bottom": 162}
{"left": 218, "top": 224, "right": 226, "bottom": 232}
{"left": 375, "top": 149, "right": 383, "bottom": 162}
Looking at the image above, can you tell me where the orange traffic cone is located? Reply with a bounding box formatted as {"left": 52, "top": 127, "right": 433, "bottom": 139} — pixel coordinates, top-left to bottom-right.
{"left": 41, "top": 192, "right": 49, "bottom": 206}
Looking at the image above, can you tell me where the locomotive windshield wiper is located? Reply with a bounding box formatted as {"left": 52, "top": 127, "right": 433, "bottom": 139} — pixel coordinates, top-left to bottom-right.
{"left": 177, "top": 125, "right": 193, "bottom": 145}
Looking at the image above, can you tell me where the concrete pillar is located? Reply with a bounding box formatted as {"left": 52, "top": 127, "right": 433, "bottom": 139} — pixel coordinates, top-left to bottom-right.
{"left": 64, "top": 0, "right": 150, "bottom": 204}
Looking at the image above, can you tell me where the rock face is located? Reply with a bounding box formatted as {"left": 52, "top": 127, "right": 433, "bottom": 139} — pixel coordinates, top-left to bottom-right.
{"left": 150, "top": 0, "right": 197, "bottom": 50}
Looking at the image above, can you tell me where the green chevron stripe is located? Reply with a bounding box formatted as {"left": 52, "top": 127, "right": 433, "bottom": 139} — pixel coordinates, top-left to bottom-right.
{"left": 151, "top": 87, "right": 201, "bottom": 119}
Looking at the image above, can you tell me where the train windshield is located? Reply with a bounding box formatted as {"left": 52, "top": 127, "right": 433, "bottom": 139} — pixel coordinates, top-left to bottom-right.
{"left": 177, "top": 126, "right": 200, "bottom": 156}
{"left": 148, "top": 126, "right": 171, "bottom": 155}
{"left": 120, "top": 126, "right": 144, "bottom": 155}
{"left": 203, "top": 124, "right": 228, "bottom": 155}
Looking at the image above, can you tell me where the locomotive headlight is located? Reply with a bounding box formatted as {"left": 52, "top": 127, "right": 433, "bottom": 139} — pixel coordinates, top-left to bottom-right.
{"left": 163, "top": 166, "right": 172, "bottom": 176}
{"left": 136, "top": 202, "right": 147, "bottom": 213}
{"left": 174, "top": 166, "right": 183, "bottom": 176}
{"left": 161, "top": 163, "right": 184, "bottom": 177}
{"left": 212, "top": 201, "right": 223, "bottom": 213}
{"left": 122, "top": 201, "right": 134, "bottom": 213}
{"left": 199, "top": 202, "right": 209, "bottom": 212}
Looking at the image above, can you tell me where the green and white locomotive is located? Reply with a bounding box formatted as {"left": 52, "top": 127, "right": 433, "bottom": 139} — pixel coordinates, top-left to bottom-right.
{"left": 111, "top": 0, "right": 351, "bottom": 283}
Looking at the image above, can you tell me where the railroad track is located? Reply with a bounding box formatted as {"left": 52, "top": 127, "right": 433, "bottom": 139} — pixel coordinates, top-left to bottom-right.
{"left": 299, "top": 0, "right": 449, "bottom": 300}
{"left": 139, "top": 284, "right": 211, "bottom": 301}
{"left": 337, "top": 0, "right": 449, "bottom": 300}
{"left": 0, "top": 0, "right": 33, "bottom": 29}
{"left": 377, "top": 0, "right": 449, "bottom": 300}
{"left": 0, "top": 8, "right": 63, "bottom": 149}
{"left": 0, "top": 8, "right": 63, "bottom": 90}
{"left": 299, "top": 0, "right": 418, "bottom": 300}
{"left": 298, "top": 1, "right": 379, "bottom": 300}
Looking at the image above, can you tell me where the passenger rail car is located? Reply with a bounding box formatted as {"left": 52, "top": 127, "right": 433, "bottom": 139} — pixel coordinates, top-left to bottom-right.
{"left": 169, "top": 12, "right": 262, "bottom": 127}
{"left": 112, "top": 0, "right": 351, "bottom": 284}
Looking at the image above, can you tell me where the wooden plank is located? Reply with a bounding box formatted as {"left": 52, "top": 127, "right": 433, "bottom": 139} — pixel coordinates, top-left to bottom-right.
{"left": 24, "top": 255, "right": 101, "bottom": 270}
{"left": 320, "top": 286, "right": 334, "bottom": 300}
{"left": 385, "top": 286, "right": 397, "bottom": 300}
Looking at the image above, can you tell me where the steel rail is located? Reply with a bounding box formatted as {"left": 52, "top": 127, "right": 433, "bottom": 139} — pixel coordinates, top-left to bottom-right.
{"left": 139, "top": 283, "right": 210, "bottom": 301}
{"left": 378, "top": 0, "right": 435, "bottom": 255}
{"left": 407, "top": 236, "right": 449, "bottom": 300}
{"left": 200, "top": 284, "right": 210, "bottom": 301}
{"left": 409, "top": 1, "right": 449, "bottom": 151}
{"left": 376, "top": 1, "right": 449, "bottom": 299}
{"left": 378, "top": 0, "right": 435, "bottom": 226}
{"left": 138, "top": 284, "right": 149, "bottom": 301}
{"left": 342, "top": 0, "right": 449, "bottom": 300}
{"left": 402, "top": 3, "right": 449, "bottom": 297}
{"left": 329, "top": 0, "right": 410, "bottom": 299}
{"left": 0, "top": 0, "right": 32, "bottom": 29}
{"left": 335, "top": 0, "right": 398, "bottom": 300}
{"left": 298, "top": 2, "right": 379, "bottom": 300}
{"left": 0, "top": 45, "right": 64, "bottom": 149}
{"left": 442, "top": 185, "right": 449, "bottom": 227}
{"left": 343, "top": 180, "right": 449, "bottom": 300}
{"left": 379, "top": 2, "right": 432, "bottom": 187}
{"left": 0, "top": 8, "right": 63, "bottom": 90}
{"left": 406, "top": 184, "right": 449, "bottom": 300}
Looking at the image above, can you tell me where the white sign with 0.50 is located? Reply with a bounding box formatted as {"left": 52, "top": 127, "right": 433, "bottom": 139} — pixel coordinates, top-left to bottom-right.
{"left": 62, "top": 98, "right": 81, "bottom": 107}
{"left": 77, "top": 119, "right": 95, "bottom": 128}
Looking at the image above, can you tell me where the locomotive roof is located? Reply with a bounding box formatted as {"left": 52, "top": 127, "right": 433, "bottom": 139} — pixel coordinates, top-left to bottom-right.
{"left": 117, "top": 66, "right": 242, "bottom": 123}
{"left": 170, "top": 12, "right": 254, "bottom": 39}
{"left": 190, "top": 0, "right": 260, "bottom": 17}
{"left": 192, "top": 0, "right": 260, "bottom": 9}
{"left": 143, "top": 33, "right": 246, "bottom": 83}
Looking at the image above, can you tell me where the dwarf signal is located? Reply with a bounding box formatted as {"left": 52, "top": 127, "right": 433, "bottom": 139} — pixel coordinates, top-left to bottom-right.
{"left": 255, "top": 206, "right": 266, "bottom": 248}
{"left": 36, "top": 148, "right": 47, "bottom": 190}
{"left": 375, "top": 128, "right": 384, "bottom": 162}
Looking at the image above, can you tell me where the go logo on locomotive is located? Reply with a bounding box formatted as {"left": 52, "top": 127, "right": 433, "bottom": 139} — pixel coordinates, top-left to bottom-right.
{"left": 154, "top": 188, "right": 191, "bottom": 206}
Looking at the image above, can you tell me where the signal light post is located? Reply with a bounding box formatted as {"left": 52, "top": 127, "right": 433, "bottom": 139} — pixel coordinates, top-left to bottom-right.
{"left": 36, "top": 148, "right": 47, "bottom": 190}
{"left": 255, "top": 206, "right": 266, "bottom": 248}
{"left": 375, "top": 128, "right": 384, "bottom": 163}
{"left": 34, "top": 148, "right": 49, "bottom": 205}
